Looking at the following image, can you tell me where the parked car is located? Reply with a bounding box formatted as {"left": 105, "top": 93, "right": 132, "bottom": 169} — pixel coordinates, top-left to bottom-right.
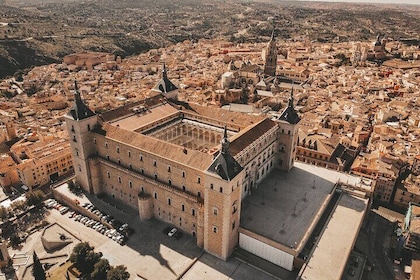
{"left": 59, "top": 207, "right": 69, "bottom": 215}
{"left": 168, "top": 227, "right": 178, "bottom": 237}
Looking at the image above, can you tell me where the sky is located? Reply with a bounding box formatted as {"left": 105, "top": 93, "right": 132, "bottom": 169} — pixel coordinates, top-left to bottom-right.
{"left": 301, "top": 0, "right": 420, "bottom": 4}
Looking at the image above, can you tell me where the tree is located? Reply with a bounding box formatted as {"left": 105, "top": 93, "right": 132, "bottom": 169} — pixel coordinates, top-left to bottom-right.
{"left": 91, "top": 258, "right": 111, "bottom": 280}
{"left": 70, "top": 242, "right": 102, "bottom": 276}
{"left": 9, "top": 233, "right": 21, "bottom": 248}
{"left": 32, "top": 251, "right": 46, "bottom": 280}
{"left": 0, "top": 206, "right": 9, "bottom": 220}
{"left": 107, "top": 265, "right": 130, "bottom": 280}
{"left": 26, "top": 190, "right": 45, "bottom": 206}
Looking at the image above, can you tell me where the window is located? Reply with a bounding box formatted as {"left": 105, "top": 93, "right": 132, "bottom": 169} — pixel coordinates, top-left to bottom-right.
{"left": 197, "top": 191, "right": 201, "bottom": 198}
{"left": 192, "top": 209, "right": 196, "bottom": 216}
{"left": 128, "top": 151, "right": 131, "bottom": 158}
{"left": 153, "top": 160, "right": 157, "bottom": 167}
{"left": 213, "top": 226, "right": 218, "bottom": 233}
{"left": 213, "top": 207, "right": 218, "bottom": 215}
{"left": 78, "top": 165, "right": 81, "bottom": 172}
{"left": 232, "top": 201, "right": 238, "bottom": 214}
{"left": 87, "top": 124, "right": 91, "bottom": 131}
{"left": 220, "top": 187, "right": 223, "bottom": 193}
{"left": 210, "top": 183, "right": 213, "bottom": 190}
{"left": 129, "top": 181, "right": 133, "bottom": 188}
{"left": 154, "top": 192, "right": 158, "bottom": 199}
{"left": 182, "top": 185, "right": 186, "bottom": 192}
{"left": 105, "top": 142, "right": 108, "bottom": 149}
{"left": 168, "top": 166, "right": 171, "bottom": 172}
{"left": 140, "top": 155, "right": 143, "bottom": 162}
{"left": 168, "top": 198, "right": 171, "bottom": 205}
{"left": 106, "top": 155, "right": 110, "bottom": 161}
{"left": 232, "top": 221, "right": 236, "bottom": 230}
{"left": 197, "top": 177, "right": 201, "bottom": 184}
{"left": 154, "top": 174, "right": 158, "bottom": 180}
{"left": 116, "top": 146, "right": 120, "bottom": 153}
{"left": 141, "top": 169, "right": 144, "bottom": 175}
{"left": 107, "top": 172, "right": 111, "bottom": 179}
{"left": 118, "top": 177, "right": 122, "bottom": 183}
{"left": 182, "top": 204, "right": 185, "bottom": 211}
{"left": 168, "top": 180, "right": 172, "bottom": 186}
{"left": 182, "top": 171, "right": 185, "bottom": 178}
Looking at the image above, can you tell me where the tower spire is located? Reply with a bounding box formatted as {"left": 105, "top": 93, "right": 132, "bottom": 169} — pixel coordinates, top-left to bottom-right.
{"left": 162, "top": 63, "right": 168, "bottom": 80}
{"left": 221, "top": 126, "right": 230, "bottom": 154}
{"left": 67, "top": 80, "right": 95, "bottom": 120}
{"left": 289, "top": 82, "right": 295, "bottom": 108}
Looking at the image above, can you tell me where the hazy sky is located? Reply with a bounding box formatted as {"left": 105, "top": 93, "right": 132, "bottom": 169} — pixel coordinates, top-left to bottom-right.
{"left": 302, "top": 0, "right": 420, "bottom": 4}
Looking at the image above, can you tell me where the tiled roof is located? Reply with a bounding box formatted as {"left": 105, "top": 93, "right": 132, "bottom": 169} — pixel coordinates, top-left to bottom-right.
{"left": 101, "top": 123, "right": 213, "bottom": 171}
{"left": 229, "top": 118, "right": 277, "bottom": 156}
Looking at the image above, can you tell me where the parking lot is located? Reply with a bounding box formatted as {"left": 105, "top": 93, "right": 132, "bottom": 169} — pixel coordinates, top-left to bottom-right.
{"left": 47, "top": 184, "right": 280, "bottom": 280}
{"left": 47, "top": 198, "right": 201, "bottom": 280}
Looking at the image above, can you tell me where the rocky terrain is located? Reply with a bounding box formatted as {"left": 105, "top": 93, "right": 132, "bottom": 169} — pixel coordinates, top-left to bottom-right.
{"left": 0, "top": 0, "right": 419, "bottom": 79}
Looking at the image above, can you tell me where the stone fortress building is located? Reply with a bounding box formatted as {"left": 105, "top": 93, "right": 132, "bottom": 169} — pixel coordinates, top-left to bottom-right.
{"left": 65, "top": 58, "right": 300, "bottom": 261}
{"left": 65, "top": 37, "right": 369, "bottom": 277}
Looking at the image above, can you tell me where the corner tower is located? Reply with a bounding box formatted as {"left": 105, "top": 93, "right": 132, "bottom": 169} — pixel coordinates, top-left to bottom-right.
{"left": 64, "top": 81, "right": 98, "bottom": 193}
{"left": 204, "top": 127, "right": 244, "bottom": 259}
{"left": 273, "top": 88, "right": 300, "bottom": 171}
{"left": 151, "top": 64, "right": 179, "bottom": 100}
{"left": 263, "top": 30, "right": 278, "bottom": 77}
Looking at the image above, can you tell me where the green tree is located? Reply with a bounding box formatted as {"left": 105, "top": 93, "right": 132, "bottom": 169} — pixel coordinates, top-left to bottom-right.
{"left": 0, "top": 206, "right": 9, "bottom": 220}
{"left": 26, "top": 190, "right": 45, "bottom": 206}
{"left": 70, "top": 242, "right": 101, "bottom": 276}
{"left": 9, "top": 233, "right": 21, "bottom": 248}
{"left": 11, "top": 199, "right": 27, "bottom": 212}
{"left": 91, "top": 258, "right": 111, "bottom": 280}
{"left": 107, "top": 265, "right": 130, "bottom": 280}
{"left": 32, "top": 251, "right": 46, "bottom": 280}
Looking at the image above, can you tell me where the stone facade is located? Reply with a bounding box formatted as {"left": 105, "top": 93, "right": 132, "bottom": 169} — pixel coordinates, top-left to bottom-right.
{"left": 65, "top": 89, "right": 299, "bottom": 260}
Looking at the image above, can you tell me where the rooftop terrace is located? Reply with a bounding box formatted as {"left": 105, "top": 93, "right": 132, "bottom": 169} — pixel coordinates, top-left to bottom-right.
{"left": 240, "top": 162, "right": 367, "bottom": 253}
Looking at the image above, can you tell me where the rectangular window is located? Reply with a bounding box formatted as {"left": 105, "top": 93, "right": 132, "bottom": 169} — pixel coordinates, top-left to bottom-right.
{"left": 140, "top": 155, "right": 143, "bottom": 162}
{"left": 153, "top": 160, "right": 157, "bottom": 167}
{"left": 213, "top": 208, "right": 218, "bottom": 215}
{"left": 182, "top": 204, "right": 185, "bottom": 211}
{"left": 128, "top": 151, "right": 131, "bottom": 158}
{"left": 197, "top": 177, "right": 201, "bottom": 184}
{"left": 220, "top": 187, "right": 223, "bottom": 193}
{"left": 192, "top": 209, "right": 196, "bottom": 216}
{"left": 168, "top": 166, "right": 171, "bottom": 172}
{"left": 154, "top": 192, "right": 158, "bottom": 199}
{"left": 213, "top": 226, "right": 218, "bottom": 233}
{"left": 182, "top": 171, "right": 185, "bottom": 178}
{"left": 107, "top": 172, "right": 110, "bottom": 179}
{"left": 116, "top": 146, "right": 120, "bottom": 153}
{"left": 210, "top": 184, "right": 213, "bottom": 190}
{"left": 168, "top": 198, "right": 171, "bottom": 205}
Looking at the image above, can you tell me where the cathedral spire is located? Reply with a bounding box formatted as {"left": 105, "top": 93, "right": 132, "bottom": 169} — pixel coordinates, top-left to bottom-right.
{"left": 263, "top": 29, "right": 277, "bottom": 77}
